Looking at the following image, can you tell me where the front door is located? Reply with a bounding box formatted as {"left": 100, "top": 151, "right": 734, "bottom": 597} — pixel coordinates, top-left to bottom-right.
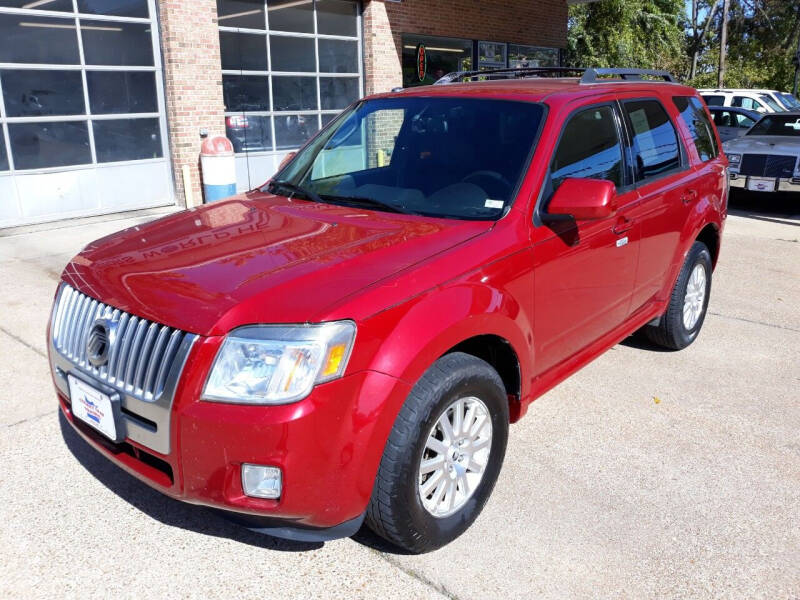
{"left": 532, "top": 102, "right": 640, "bottom": 376}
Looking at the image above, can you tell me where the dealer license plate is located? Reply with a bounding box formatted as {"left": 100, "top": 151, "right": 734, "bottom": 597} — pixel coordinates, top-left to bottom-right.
{"left": 747, "top": 177, "right": 775, "bottom": 192}
{"left": 68, "top": 375, "right": 117, "bottom": 441}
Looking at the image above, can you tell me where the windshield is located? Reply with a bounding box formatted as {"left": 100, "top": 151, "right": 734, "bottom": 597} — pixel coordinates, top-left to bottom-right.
{"left": 747, "top": 114, "right": 800, "bottom": 136}
{"left": 270, "top": 97, "right": 545, "bottom": 220}
{"left": 780, "top": 93, "right": 800, "bottom": 109}
{"left": 758, "top": 94, "right": 783, "bottom": 112}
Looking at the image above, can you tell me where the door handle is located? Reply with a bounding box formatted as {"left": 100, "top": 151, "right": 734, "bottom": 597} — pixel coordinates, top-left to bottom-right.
{"left": 681, "top": 189, "right": 699, "bottom": 204}
{"left": 612, "top": 217, "right": 633, "bottom": 235}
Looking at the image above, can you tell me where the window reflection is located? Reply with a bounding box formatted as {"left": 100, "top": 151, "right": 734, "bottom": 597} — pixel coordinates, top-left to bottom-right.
{"left": 81, "top": 21, "right": 154, "bottom": 66}
{"left": 0, "top": 14, "right": 80, "bottom": 64}
{"left": 274, "top": 114, "right": 319, "bottom": 150}
{"left": 0, "top": 135, "right": 8, "bottom": 171}
{"left": 87, "top": 71, "right": 158, "bottom": 115}
{"left": 273, "top": 76, "right": 317, "bottom": 111}
{"left": 1, "top": 70, "right": 85, "bottom": 117}
{"left": 216, "top": 0, "right": 266, "bottom": 29}
{"left": 93, "top": 118, "right": 162, "bottom": 163}
{"left": 77, "top": 0, "right": 149, "bottom": 18}
{"left": 320, "top": 78, "right": 359, "bottom": 110}
{"left": 219, "top": 31, "right": 268, "bottom": 71}
{"left": 226, "top": 114, "right": 272, "bottom": 153}
{"left": 319, "top": 39, "right": 358, "bottom": 73}
{"left": 316, "top": 0, "right": 357, "bottom": 36}
{"left": 623, "top": 100, "right": 681, "bottom": 180}
{"left": 0, "top": 0, "right": 72, "bottom": 11}
{"left": 8, "top": 121, "right": 91, "bottom": 170}
{"left": 223, "top": 75, "right": 270, "bottom": 112}
{"left": 268, "top": 0, "right": 313, "bottom": 33}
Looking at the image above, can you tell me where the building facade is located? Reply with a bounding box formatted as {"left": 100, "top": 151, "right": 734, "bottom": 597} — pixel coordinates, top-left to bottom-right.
{"left": 0, "top": 0, "right": 568, "bottom": 229}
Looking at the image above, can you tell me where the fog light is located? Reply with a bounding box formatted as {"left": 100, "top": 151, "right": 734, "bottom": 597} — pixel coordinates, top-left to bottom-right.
{"left": 242, "top": 464, "right": 282, "bottom": 499}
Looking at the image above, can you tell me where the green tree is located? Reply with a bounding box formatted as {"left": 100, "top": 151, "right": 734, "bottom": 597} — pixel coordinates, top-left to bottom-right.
{"left": 566, "top": 0, "right": 686, "bottom": 73}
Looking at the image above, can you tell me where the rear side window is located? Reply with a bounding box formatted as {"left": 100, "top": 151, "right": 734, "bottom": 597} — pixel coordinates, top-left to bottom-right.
{"left": 673, "top": 96, "right": 718, "bottom": 162}
{"left": 551, "top": 105, "right": 623, "bottom": 189}
{"left": 733, "top": 96, "right": 763, "bottom": 111}
{"left": 622, "top": 100, "right": 681, "bottom": 181}
{"left": 702, "top": 95, "right": 725, "bottom": 106}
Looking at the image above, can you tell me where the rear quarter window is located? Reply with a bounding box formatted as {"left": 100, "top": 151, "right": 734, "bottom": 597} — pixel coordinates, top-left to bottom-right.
{"left": 622, "top": 99, "right": 681, "bottom": 181}
{"left": 673, "top": 96, "right": 718, "bottom": 162}
{"left": 702, "top": 95, "right": 725, "bottom": 106}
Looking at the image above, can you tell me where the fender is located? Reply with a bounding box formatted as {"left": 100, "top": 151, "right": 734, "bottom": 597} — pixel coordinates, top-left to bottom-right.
{"left": 349, "top": 277, "right": 534, "bottom": 499}
{"left": 659, "top": 191, "right": 724, "bottom": 304}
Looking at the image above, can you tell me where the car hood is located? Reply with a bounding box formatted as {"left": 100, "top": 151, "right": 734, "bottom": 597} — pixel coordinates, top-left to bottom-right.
{"left": 723, "top": 135, "right": 800, "bottom": 155}
{"left": 62, "top": 192, "right": 492, "bottom": 335}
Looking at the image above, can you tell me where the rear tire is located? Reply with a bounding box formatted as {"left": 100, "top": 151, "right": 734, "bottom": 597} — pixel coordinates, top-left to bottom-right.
{"left": 644, "top": 241, "right": 712, "bottom": 350}
{"left": 366, "top": 352, "right": 509, "bottom": 553}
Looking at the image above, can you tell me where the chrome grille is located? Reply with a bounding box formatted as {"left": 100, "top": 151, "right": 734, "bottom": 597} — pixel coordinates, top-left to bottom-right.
{"left": 739, "top": 154, "right": 797, "bottom": 178}
{"left": 52, "top": 284, "right": 189, "bottom": 402}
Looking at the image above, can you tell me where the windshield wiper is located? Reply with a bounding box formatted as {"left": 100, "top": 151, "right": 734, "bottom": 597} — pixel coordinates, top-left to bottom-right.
{"left": 320, "top": 194, "right": 414, "bottom": 215}
{"left": 267, "top": 180, "right": 323, "bottom": 204}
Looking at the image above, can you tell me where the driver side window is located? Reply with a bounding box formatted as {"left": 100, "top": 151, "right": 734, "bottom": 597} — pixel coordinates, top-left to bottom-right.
{"left": 551, "top": 105, "right": 623, "bottom": 190}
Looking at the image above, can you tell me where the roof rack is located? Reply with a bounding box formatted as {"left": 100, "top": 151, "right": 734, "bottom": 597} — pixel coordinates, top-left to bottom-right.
{"left": 433, "top": 67, "right": 677, "bottom": 85}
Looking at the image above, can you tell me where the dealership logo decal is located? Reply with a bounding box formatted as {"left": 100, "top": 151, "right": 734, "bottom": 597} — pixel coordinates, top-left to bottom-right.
{"left": 416, "top": 44, "right": 427, "bottom": 81}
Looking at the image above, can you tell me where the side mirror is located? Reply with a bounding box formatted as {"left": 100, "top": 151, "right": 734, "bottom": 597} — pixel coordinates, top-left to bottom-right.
{"left": 546, "top": 178, "right": 618, "bottom": 221}
{"left": 278, "top": 151, "right": 297, "bottom": 171}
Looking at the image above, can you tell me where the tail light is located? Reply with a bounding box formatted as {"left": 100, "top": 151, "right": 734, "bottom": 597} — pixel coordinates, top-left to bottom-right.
{"left": 226, "top": 116, "right": 250, "bottom": 129}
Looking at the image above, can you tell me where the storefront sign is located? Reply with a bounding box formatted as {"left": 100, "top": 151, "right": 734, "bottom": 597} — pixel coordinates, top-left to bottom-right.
{"left": 416, "top": 44, "right": 427, "bottom": 81}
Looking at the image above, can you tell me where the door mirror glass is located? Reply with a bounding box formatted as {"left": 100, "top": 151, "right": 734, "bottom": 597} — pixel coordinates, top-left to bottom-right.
{"left": 546, "top": 178, "right": 617, "bottom": 221}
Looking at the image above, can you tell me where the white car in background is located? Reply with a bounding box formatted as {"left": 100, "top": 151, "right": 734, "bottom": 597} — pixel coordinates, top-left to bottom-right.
{"left": 699, "top": 88, "right": 788, "bottom": 113}
{"left": 724, "top": 112, "right": 800, "bottom": 193}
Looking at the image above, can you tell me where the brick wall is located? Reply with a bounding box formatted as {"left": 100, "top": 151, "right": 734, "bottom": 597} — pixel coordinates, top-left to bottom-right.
{"left": 363, "top": 0, "right": 568, "bottom": 94}
{"left": 158, "top": 0, "right": 225, "bottom": 206}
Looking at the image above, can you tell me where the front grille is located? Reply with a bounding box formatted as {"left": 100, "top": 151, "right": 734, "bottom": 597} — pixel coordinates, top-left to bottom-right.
{"left": 52, "top": 284, "right": 189, "bottom": 402}
{"left": 739, "top": 154, "right": 797, "bottom": 178}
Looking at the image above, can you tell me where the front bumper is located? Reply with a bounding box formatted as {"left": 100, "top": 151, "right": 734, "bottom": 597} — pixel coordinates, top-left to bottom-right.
{"left": 729, "top": 173, "right": 800, "bottom": 192}
{"left": 53, "top": 334, "right": 412, "bottom": 536}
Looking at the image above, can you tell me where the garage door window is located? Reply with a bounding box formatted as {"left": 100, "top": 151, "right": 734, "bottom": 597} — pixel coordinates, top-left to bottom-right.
{"left": 0, "top": 2, "right": 168, "bottom": 172}
{"left": 218, "top": 0, "right": 363, "bottom": 156}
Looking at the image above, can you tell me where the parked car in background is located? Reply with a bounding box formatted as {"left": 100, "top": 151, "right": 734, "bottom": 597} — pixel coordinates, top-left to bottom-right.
{"left": 724, "top": 111, "right": 800, "bottom": 193}
{"left": 49, "top": 67, "right": 727, "bottom": 554}
{"left": 708, "top": 106, "right": 760, "bottom": 141}
{"left": 699, "top": 88, "right": 785, "bottom": 113}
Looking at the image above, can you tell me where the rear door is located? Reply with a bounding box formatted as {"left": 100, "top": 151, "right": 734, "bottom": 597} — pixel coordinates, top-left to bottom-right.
{"left": 620, "top": 97, "right": 696, "bottom": 311}
{"left": 532, "top": 101, "right": 640, "bottom": 375}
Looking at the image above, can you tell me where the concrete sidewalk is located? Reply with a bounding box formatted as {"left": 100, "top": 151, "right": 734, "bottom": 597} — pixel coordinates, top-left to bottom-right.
{"left": 0, "top": 201, "right": 798, "bottom": 599}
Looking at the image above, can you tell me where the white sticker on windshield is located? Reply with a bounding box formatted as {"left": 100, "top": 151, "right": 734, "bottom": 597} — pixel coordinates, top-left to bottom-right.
{"left": 485, "top": 199, "right": 504, "bottom": 209}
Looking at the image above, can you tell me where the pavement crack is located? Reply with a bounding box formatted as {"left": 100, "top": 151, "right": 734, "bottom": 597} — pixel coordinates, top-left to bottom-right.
{"left": 0, "top": 326, "right": 48, "bottom": 358}
{"left": 371, "top": 549, "right": 462, "bottom": 600}
{"left": 6, "top": 409, "right": 56, "bottom": 428}
{"left": 708, "top": 312, "right": 800, "bottom": 333}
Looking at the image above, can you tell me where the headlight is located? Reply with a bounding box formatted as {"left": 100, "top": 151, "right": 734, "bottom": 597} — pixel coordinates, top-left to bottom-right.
{"left": 203, "top": 321, "right": 356, "bottom": 404}
{"left": 727, "top": 153, "right": 741, "bottom": 166}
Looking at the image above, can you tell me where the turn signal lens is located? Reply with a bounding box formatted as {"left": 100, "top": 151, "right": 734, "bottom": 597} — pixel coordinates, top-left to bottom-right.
{"left": 322, "top": 344, "right": 346, "bottom": 378}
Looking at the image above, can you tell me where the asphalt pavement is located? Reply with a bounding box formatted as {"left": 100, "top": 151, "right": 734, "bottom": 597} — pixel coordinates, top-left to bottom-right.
{"left": 0, "top": 192, "right": 798, "bottom": 599}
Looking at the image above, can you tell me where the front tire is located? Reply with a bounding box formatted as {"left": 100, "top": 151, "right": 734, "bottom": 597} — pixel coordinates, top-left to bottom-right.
{"left": 644, "top": 241, "right": 712, "bottom": 350}
{"left": 366, "top": 352, "right": 509, "bottom": 553}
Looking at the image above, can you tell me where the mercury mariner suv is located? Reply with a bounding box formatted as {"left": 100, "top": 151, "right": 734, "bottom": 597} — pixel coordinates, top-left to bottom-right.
{"left": 48, "top": 68, "right": 727, "bottom": 553}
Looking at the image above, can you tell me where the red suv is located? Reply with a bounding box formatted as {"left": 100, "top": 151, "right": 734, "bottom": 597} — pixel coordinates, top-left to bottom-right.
{"left": 49, "top": 68, "right": 727, "bottom": 553}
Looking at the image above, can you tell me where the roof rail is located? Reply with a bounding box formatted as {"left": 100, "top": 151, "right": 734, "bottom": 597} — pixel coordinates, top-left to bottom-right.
{"left": 433, "top": 67, "right": 587, "bottom": 85}
{"left": 433, "top": 66, "right": 677, "bottom": 85}
{"left": 580, "top": 68, "right": 676, "bottom": 83}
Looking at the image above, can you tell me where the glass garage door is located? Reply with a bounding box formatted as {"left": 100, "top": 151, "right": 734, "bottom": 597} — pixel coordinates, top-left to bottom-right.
{"left": 217, "top": 0, "right": 363, "bottom": 191}
{"left": 0, "top": 0, "right": 173, "bottom": 228}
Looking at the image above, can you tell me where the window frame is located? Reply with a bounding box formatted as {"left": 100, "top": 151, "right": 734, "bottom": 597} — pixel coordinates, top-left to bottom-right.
{"left": 0, "top": 0, "right": 169, "bottom": 174}
{"left": 536, "top": 100, "right": 632, "bottom": 224}
{"left": 219, "top": 0, "right": 364, "bottom": 157}
{"left": 671, "top": 95, "right": 718, "bottom": 164}
{"left": 618, "top": 96, "right": 688, "bottom": 187}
